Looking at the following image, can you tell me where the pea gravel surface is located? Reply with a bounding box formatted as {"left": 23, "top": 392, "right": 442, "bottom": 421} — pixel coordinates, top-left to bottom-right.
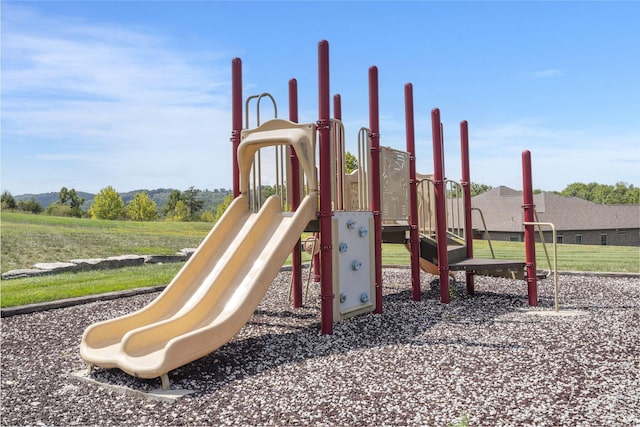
{"left": 1, "top": 269, "right": 639, "bottom": 426}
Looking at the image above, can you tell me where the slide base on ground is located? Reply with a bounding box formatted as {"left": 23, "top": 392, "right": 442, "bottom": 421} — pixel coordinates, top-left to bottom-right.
{"left": 80, "top": 193, "right": 317, "bottom": 387}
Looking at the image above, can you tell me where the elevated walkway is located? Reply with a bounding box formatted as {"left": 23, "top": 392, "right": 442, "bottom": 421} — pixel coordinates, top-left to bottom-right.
{"left": 416, "top": 233, "right": 525, "bottom": 280}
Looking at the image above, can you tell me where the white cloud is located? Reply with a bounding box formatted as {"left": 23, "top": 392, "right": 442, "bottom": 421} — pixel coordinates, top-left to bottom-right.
{"left": 1, "top": 5, "right": 232, "bottom": 194}
{"left": 531, "top": 68, "right": 564, "bottom": 78}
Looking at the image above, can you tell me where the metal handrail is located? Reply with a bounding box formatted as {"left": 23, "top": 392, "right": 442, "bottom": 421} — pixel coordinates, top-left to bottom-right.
{"left": 445, "top": 179, "right": 464, "bottom": 239}
{"left": 357, "top": 127, "right": 371, "bottom": 211}
{"left": 523, "top": 221, "right": 559, "bottom": 312}
{"left": 534, "top": 210, "right": 553, "bottom": 276}
{"left": 471, "top": 207, "right": 495, "bottom": 259}
{"left": 331, "top": 119, "right": 346, "bottom": 211}
{"left": 244, "top": 93, "right": 280, "bottom": 212}
{"left": 416, "top": 177, "right": 435, "bottom": 236}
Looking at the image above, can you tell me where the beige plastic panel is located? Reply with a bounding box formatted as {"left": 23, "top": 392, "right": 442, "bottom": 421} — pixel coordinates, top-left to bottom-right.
{"left": 343, "top": 170, "right": 361, "bottom": 210}
{"left": 380, "top": 147, "right": 410, "bottom": 223}
{"left": 416, "top": 173, "right": 436, "bottom": 235}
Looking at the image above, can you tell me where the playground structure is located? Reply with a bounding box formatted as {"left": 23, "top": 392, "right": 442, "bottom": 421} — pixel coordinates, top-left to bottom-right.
{"left": 80, "top": 40, "right": 541, "bottom": 390}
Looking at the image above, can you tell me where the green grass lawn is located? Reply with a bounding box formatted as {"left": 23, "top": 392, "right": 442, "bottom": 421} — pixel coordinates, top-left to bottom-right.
{"left": 472, "top": 240, "right": 639, "bottom": 273}
{"left": 0, "top": 263, "right": 184, "bottom": 308}
{"left": 1, "top": 212, "right": 638, "bottom": 308}
{"left": 1, "top": 211, "right": 212, "bottom": 272}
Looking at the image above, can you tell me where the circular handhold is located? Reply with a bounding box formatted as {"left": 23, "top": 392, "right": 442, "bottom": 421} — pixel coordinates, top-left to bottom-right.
{"left": 339, "top": 242, "right": 348, "bottom": 253}
{"left": 360, "top": 293, "right": 370, "bottom": 303}
{"left": 351, "top": 260, "right": 362, "bottom": 271}
{"left": 358, "top": 226, "right": 368, "bottom": 238}
{"left": 340, "top": 293, "right": 347, "bottom": 303}
{"left": 346, "top": 219, "right": 357, "bottom": 229}
{"left": 304, "top": 236, "right": 320, "bottom": 255}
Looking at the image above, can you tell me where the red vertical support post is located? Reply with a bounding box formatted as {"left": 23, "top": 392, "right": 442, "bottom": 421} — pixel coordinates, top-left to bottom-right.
{"left": 460, "top": 120, "right": 475, "bottom": 295}
{"left": 432, "top": 108, "right": 450, "bottom": 303}
{"left": 289, "top": 78, "right": 303, "bottom": 308}
{"left": 404, "top": 83, "right": 421, "bottom": 301}
{"left": 369, "top": 66, "right": 383, "bottom": 314}
{"left": 313, "top": 245, "right": 321, "bottom": 283}
{"left": 522, "top": 150, "right": 538, "bottom": 306}
{"left": 333, "top": 94, "right": 342, "bottom": 120}
{"left": 231, "top": 58, "right": 243, "bottom": 198}
{"left": 318, "top": 40, "right": 334, "bottom": 334}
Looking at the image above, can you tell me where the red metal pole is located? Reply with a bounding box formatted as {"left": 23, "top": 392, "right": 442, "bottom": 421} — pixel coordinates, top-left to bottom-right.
{"left": 313, "top": 246, "right": 321, "bottom": 284}
{"left": 405, "top": 83, "right": 421, "bottom": 301}
{"left": 369, "top": 66, "right": 383, "bottom": 314}
{"left": 318, "top": 40, "right": 334, "bottom": 334}
{"left": 460, "top": 120, "right": 475, "bottom": 295}
{"left": 289, "top": 78, "right": 303, "bottom": 308}
{"left": 231, "top": 58, "right": 242, "bottom": 198}
{"left": 522, "top": 150, "right": 538, "bottom": 306}
{"left": 333, "top": 94, "right": 342, "bottom": 120}
{"left": 432, "top": 108, "right": 450, "bottom": 303}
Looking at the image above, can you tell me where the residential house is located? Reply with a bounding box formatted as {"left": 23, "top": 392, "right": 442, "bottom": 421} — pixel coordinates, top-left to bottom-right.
{"left": 470, "top": 186, "right": 640, "bottom": 246}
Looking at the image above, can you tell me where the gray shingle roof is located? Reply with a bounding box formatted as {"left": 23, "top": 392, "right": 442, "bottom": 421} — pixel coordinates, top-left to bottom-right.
{"left": 470, "top": 186, "right": 640, "bottom": 232}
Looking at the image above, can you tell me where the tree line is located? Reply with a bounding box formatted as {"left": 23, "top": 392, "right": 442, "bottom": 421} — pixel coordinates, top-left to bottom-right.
{"left": 1, "top": 186, "right": 233, "bottom": 222}
{"left": 2, "top": 180, "right": 637, "bottom": 222}
{"left": 559, "top": 182, "right": 639, "bottom": 205}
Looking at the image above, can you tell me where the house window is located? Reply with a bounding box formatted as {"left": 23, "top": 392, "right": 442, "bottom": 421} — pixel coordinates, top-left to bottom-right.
{"left": 509, "top": 235, "right": 520, "bottom": 242}
{"left": 575, "top": 234, "right": 582, "bottom": 244}
{"left": 556, "top": 235, "right": 563, "bottom": 244}
{"left": 618, "top": 230, "right": 628, "bottom": 236}
{"left": 601, "top": 233, "right": 608, "bottom": 246}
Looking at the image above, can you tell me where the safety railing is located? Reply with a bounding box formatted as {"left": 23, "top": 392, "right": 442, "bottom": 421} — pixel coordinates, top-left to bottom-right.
{"left": 357, "top": 127, "right": 371, "bottom": 211}
{"left": 533, "top": 210, "right": 555, "bottom": 278}
{"left": 471, "top": 207, "right": 496, "bottom": 259}
{"left": 416, "top": 176, "right": 436, "bottom": 237}
{"left": 445, "top": 179, "right": 465, "bottom": 239}
{"left": 331, "top": 119, "right": 346, "bottom": 211}
{"left": 244, "top": 93, "right": 288, "bottom": 212}
{"left": 523, "top": 220, "right": 559, "bottom": 312}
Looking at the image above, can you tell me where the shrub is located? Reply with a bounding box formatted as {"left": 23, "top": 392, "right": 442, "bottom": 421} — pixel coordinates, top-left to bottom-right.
{"left": 17, "top": 198, "right": 43, "bottom": 214}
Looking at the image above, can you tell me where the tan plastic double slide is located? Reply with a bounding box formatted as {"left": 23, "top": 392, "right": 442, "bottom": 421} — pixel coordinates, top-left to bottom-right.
{"left": 80, "top": 192, "right": 317, "bottom": 388}
{"left": 81, "top": 118, "right": 318, "bottom": 389}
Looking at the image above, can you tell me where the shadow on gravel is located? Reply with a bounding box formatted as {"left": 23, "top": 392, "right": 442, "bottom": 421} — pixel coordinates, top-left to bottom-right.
{"left": 89, "top": 279, "right": 530, "bottom": 396}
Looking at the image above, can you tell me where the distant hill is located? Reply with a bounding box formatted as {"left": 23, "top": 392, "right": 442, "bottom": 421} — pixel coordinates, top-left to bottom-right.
{"left": 14, "top": 191, "right": 95, "bottom": 211}
{"left": 14, "top": 188, "right": 233, "bottom": 213}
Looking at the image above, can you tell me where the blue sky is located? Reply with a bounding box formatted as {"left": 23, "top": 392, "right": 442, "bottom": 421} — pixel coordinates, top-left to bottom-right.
{"left": 2, "top": 1, "right": 639, "bottom": 195}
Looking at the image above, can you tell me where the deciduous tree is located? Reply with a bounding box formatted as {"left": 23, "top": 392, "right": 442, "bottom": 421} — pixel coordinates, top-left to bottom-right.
{"left": 1, "top": 191, "right": 16, "bottom": 209}
{"left": 171, "top": 200, "right": 190, "bottom": 222}
{"left": 89, "top": 186, "right": 125, "bottom": 220}
{"left": 214, "top": 194, "right": 233, "bottom": 222}
{"left": 560, "top": 182, "right": 639, "bottom": 204}
{"left": 162, "top": 190, "right": 183, "bottom": 218}
{"left": 182, "top": 186, "right": 204, "bottom": 220}
{"left": 50, "top": 186, "right": 84, "bottom": 217}
{"left": 126, "top": 191, "right": 158, "bottom": 221}
{"left": 345, "top": 151, "right": 358, "bottom": 174}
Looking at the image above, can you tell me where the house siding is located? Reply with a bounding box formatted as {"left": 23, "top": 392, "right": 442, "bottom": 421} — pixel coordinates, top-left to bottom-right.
{"left": 471, "top": 187, "right": 640, "bottom": 247}
{"left": 478, "top": 229, "right": 640, "bottom": 246}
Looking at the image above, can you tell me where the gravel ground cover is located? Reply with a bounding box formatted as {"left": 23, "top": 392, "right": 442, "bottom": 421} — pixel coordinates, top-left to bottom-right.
{"left": 1, "top": 269, "right": 639, "bottom": 426}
